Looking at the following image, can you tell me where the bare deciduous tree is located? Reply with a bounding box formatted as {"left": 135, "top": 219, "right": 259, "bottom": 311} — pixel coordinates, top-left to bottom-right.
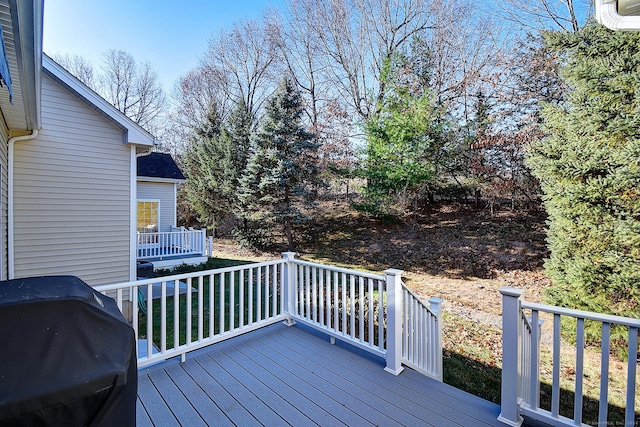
{"left": 276, "top": 0, "right": 326, "bottom": 129}
{"left": 492, "top": 0, "right": 589, "bottom": 33}
{"left": 100, "top": 49, "right": 166, "bottom": 132}
{"left": 201, "top": 17, "right": 280, "bottom": 124}
{"left": 52, "top": 53, "right": 97, "bottom": 90}
{"left": 414, "top": 0, "right": 506, "bottom": 129}
{"left": 310, "top": 0, "right": 445, "bottom": 120}
{"left": 162, "top": 66, "right": 233, "bottom": 155}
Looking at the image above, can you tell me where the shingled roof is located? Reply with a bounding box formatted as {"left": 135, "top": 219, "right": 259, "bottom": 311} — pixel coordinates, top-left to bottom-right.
{"left": 137, "top": 152, "right": 186, "bottom": 181}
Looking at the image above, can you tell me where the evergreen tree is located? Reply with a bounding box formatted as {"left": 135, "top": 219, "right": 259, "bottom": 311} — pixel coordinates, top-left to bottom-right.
{"left": 237, "top": 77, "right": 319, "bottom": 251}
{"left": 183, "top": 100, "right": 255, "bottom": 236}
{"left": 363, "top": 53, "right": 444, "bottom": 217}
{"left": 227, "top": 98, "right": 253, "bottom": 185}
{"left": 527, "top": 24, "right": 640, "bottom": 352}
{"left": 182, "top": 105, "right": 235, "bottom": 236}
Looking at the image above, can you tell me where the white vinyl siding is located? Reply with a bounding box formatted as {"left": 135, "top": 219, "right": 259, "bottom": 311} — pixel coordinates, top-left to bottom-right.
{"left": 12, "top": 74, "right": 132, "bottom": 286}
{"left": 137, "top": 181, "right": 176, "bottom": 232}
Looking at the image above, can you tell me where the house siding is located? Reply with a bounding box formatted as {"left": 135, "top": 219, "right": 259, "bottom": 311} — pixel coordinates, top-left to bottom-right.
{"left": 137, "top": 181, "right": 176, "bottom": 232}
{"left": 12, "top": 73, "right": 132, "bottom": 286}
{"left": 0, "top": 122, "right": 7, "bottom": 281}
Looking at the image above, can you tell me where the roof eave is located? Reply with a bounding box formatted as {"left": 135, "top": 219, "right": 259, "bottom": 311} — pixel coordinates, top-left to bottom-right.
{"left": 136, "top": 176, "right": 186, "bottom": 184}
{"left": 42, "top": 54, "right": 155, "bottom": 147}
{"left": 12, "top": 0, "right": 43, "bottom": 130}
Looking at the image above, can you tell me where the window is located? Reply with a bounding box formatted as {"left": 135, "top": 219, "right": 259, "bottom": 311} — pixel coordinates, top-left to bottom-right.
{"left": 137, "top": 201, "right": 158, "bottom": 233}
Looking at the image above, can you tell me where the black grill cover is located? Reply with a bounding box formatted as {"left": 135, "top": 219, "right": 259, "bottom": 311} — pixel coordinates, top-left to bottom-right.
{"left": 0, "top": 276, "right": 137, "bottom": 426}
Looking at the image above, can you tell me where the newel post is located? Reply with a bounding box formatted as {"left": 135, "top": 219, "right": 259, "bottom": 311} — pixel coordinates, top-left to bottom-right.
{"left": 206, "top": 236, "right": 213, "bottom": 257}
{"left": 429, "top": 297, "right": 443, "bottom": 381}
{"left": 282, "top": 252, "right": 297, "bottom": 326}
{"left": 498, "top": 287, "right": 524, "bottom": 427}
{"left": 200, "top": 228, "right": 207, "bottom": 253}
{"left": 384, "top": 268, "right": 404, "bottom": 376}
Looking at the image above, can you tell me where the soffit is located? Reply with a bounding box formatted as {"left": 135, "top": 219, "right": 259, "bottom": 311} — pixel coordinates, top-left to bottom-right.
{"left": 0, "top": 1, "right": 29, "bottom": 132}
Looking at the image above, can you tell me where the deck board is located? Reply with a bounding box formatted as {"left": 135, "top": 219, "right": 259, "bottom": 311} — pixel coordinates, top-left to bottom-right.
{"left": 162, "top": 363, "right": 231, "bottom": 426}
{"left": 220, "top": 342, "right": 346, "bottom": 426}
{"left": 236, "top": 340, "right": 368, "bottom": 426}
{"left": 282, "top": 325, "right": 504, "bottom": 425}
{"left": 179, "top": 359, "right": 261, "bottom": 426}
{"left": 147, "top": 367, "right": 208, "bottom": 427}
{"left": 136, "top": 398, "right": 154, "bottom": 427}
{"left": 137, "top": 322, "right": 509, "bottom": 426}
{"left": 138, "top": 372, "right": 180, "bottom": 426}
{"left": 241, "top": 331, "right": 404, "bottom": 426}
{"left": 248, "top": 327, "right": 437, "bottom": 426}
{"left": 267, "top": 327, "right": 496, "bottom": 426}
{"left": 205, "top": 348, "right": 317, "bottom": 426}
{"left": 194, "top": 354, "right": 285, "bottom": 426}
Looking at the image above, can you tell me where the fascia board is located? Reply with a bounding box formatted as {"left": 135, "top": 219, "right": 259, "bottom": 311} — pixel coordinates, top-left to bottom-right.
{"left": 13, "top": 0, "right": 43, "bottom": 130}
{"left": 136, "top": 176, "right": 186, "bottom": 184}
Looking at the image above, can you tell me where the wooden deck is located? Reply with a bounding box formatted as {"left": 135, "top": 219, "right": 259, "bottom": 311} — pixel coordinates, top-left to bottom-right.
{"left": 136, "top": 322, "right": 516, "bottom": 426}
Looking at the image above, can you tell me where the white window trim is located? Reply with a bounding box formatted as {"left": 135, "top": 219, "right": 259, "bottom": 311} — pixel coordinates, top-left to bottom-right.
{"left": 137, "top": 199, "right": 161, "bottom": 232}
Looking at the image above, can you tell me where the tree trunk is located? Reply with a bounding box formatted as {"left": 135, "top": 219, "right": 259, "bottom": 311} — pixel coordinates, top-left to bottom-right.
{"left": 284, "top": 220, "right": 294, "bottom": 252}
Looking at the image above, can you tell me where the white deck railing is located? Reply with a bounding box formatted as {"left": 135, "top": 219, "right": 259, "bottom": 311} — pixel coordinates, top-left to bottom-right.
{"left": 499, "top": 288, "right": 639, "bottom": 427}
{"left": 401, "top": 285, "right": 443, "bottom": 380}
{"left": 137, "top": 227, "right": 207, "bottom": 260}
{"left": 95, "top": 253, "right": 443, "bottom": 379}
{"left": 285, "top": 258, "right": 387, "bottom": 355}
{"left": 283, "top": 253, "right": 442, "bottom": 380}
{"left": 96, "top": 260, "right": 286, "bottom": 368}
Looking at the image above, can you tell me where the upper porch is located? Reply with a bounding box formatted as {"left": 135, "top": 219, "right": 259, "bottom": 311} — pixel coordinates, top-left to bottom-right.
{"left": 136, "top": 227, "right": 212, "bottom": 271}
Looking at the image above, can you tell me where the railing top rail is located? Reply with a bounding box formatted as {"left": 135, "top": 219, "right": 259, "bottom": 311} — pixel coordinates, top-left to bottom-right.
{"left": 137, "top": 229, "right": 204, "bottom": 235}
{"left": 522, "top": 300, "right": 640, "bottom": 328}
{"left": 401, "top": 280, "right": 441, "bottom": 306}
{"left": 291, "top": 259, "right": 385, "bottom": 281}
{"left": 95, "top": 259, "right": 286, "bottom": 292}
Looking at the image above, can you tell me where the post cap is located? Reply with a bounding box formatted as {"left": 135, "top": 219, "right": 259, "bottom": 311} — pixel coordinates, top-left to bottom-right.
{"left": 499, "top": 287, "right": 524, "bottom": 298}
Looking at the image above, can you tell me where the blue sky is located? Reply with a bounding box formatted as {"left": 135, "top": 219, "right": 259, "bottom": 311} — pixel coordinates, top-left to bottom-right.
{"left": 43, "top": 0, "right": 286, "bottom": 93}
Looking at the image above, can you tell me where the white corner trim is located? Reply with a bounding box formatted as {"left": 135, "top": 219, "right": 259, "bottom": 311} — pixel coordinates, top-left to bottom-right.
{"left": 130, "top": 147, "right": 137, "bottom": 281}
{"left": 595, "top": 0, "right": 640, "bottom": 30}
{"left": 173, "top": 182, "right": 178, "bottom": 228}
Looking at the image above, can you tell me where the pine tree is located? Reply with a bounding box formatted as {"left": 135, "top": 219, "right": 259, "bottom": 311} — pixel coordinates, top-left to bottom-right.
{"left": 183, "top": 100, "right": 255, "bottom": 236}
{"left": 363, "top": 54, "right": 444, "bottom": 217}
{"left": 527, "top": 24, "right": 640, "bottom": 353}
{"left": 227, "top": 99, "right": 252, "bottom": 186}
{"left": 182, "top": 105, "right": 235, "bottom": 235}
{"left": 237, "top": 77, "right": 319, "bottom": 251}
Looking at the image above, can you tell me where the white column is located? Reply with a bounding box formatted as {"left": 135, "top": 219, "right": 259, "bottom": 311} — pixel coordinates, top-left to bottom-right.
{"left": 282, "top": 252, "right": 297, "bottom": 326}
{"left": 498, "top": 287, "right": 524, "bottom": 427}
{"left": 384, "top": 268, "right": 404, "bottom": 375}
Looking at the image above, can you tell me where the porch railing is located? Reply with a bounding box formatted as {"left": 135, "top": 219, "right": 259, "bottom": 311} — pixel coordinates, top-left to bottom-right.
{"left": 96, "top": 260, "right": 286, "bottom": 368}
{"left": 95, "top": 253, "right": 443, "bottom": 379}
{"left": 499, "top": 287, "right": 639, "bottom": 427}
{"left": 402, "top": 285, "right": 443, "bottom": 380}
{"left": 137, "top": 227, "right": 207, "bottom": 260}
